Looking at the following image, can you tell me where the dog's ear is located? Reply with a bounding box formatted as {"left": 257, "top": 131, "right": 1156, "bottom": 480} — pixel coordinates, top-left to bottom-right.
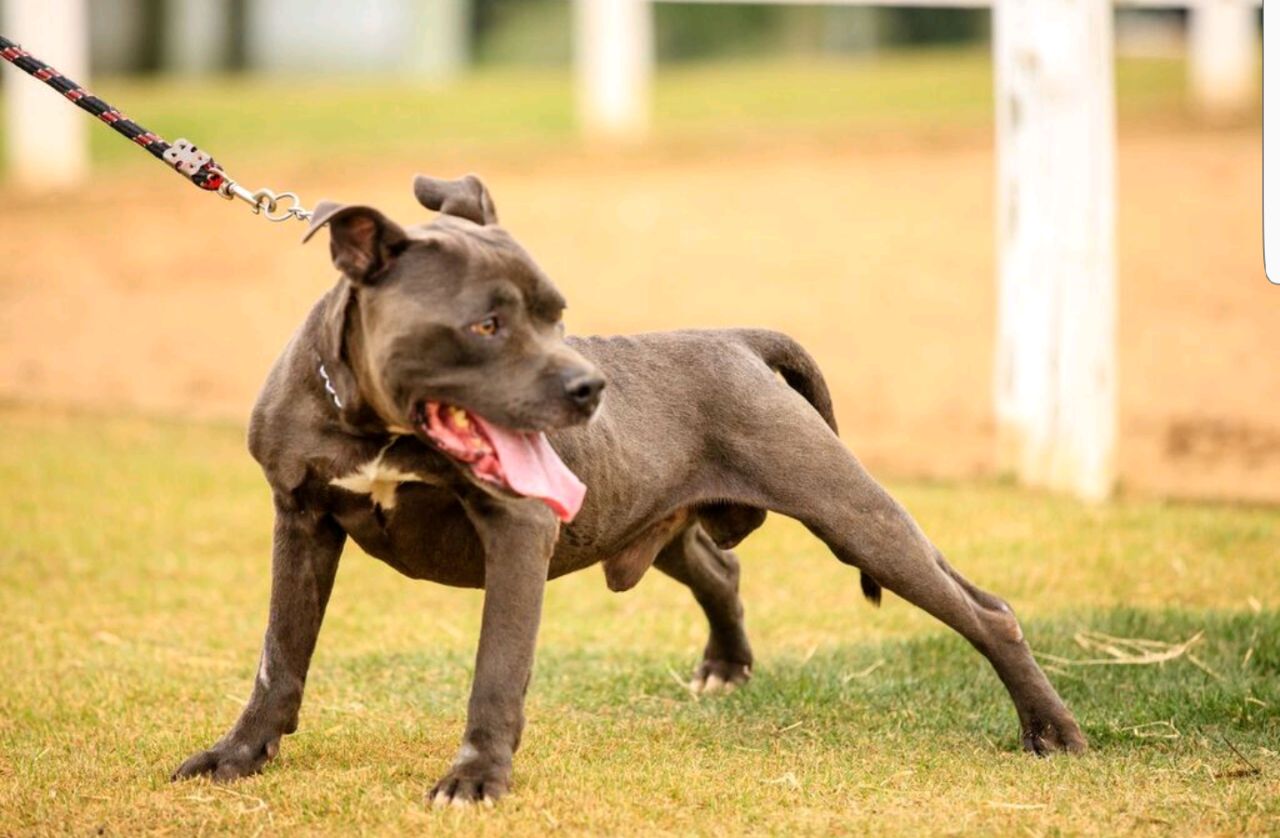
{"left": 303, "top": 201, "right": 409, "bottom": 284}
{"left": 413, "top": 174, "right": 498, "bottom": 226}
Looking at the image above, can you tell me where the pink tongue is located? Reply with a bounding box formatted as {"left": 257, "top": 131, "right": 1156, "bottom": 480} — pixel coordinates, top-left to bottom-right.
{"left": 472, "top": 416, "right": 586, "bottom": 522}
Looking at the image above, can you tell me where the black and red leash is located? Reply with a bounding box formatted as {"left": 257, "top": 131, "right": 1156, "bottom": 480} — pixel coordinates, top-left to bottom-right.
{"left": 0, "top": 34, "right": 310, "bottom": 223}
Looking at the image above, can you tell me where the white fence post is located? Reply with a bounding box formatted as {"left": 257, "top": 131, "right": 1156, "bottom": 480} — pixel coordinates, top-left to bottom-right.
{"left": 2, "top": 0, "right": 90, "bottom": 189}
{"left": 993, "top": 0, "right": 1117, "bottom": 501}
{"left": 574, "top": 0, "right": 652, "bottom": 140}
{"left": 1188, "top": 0, "right": 1257, "bottom": 118}
{"left": 163, "top": 0, "right": 233, "bottom": 75}
{"left": 407, "top": 0, "right": 470, "bottom": 82}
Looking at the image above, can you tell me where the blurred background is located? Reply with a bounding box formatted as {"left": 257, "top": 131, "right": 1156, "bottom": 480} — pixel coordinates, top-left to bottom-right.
{"left": 0, "top": 0, "right": 1270, "bottom": 502}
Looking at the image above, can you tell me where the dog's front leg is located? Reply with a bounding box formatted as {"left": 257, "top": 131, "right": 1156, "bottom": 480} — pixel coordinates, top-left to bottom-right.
{"left": 430, "top": 495, "right": 558, "bottom": 807}
{"left": 172, "top": 498, "right": 344, "bottom": 782}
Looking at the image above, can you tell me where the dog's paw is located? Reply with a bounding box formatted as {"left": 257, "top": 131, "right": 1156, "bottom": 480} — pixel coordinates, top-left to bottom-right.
{"left": 171, "top": 736, "right": 281, "bottom": 783}
{"left": 429, "top": 760, "right": 510, "bottom": 808}
{"left": 689, "top": 659, "right": 752, "bottom": 696}
{"left": 1021, "top": 713, "right": 1088, "bottom": 756}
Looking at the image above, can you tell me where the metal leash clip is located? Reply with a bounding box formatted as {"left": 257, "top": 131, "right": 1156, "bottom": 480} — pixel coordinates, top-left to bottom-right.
{"left": 219, "top": 180, "right": 313, "bottom": 223}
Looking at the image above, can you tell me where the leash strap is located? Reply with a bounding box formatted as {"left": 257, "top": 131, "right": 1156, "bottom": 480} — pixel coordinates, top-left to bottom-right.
{"left": 0, "top": 34, "right": 310, "bottom": 223}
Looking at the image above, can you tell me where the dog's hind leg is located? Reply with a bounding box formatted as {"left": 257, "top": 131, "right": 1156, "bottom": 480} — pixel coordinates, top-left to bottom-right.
{"left": 729, "top": 401, "right": 1085, "bottom": 754}
{"left": 655, "top": 525, "right": 753, "bottom": 695}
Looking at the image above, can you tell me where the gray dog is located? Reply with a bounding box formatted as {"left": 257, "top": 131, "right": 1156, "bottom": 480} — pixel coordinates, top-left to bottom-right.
{"left": 172, "top": 174, "right": 1085, "bottom": 805}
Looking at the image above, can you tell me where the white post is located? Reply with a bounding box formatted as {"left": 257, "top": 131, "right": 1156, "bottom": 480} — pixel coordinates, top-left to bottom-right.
{"left": 407, "top": 0, "right": 470, "bottom": 82}
{"left": 163, "top": 0, "right": 233, "bottom": 75}
{"left": 574, "top": 0, "right": 652, "bottom": 140}
{"left": 993, "top": 0, "right": 1117, "bottom": 501}
{"left": 1188, "top": 0, "right": 1257, "bottom": 119}
{"left": 2, "top": 0, "right": 90, "bottom": 189}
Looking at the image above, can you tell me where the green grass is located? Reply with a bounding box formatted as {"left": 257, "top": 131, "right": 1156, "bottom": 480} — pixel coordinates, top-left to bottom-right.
{"left": 0, "top": 405, "right": 1277, "bottom": 835}
{"left": 0, "top": 49, "right": 1194, "bottom": 178}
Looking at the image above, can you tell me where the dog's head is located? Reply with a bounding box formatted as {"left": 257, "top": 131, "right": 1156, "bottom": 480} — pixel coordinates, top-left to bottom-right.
{"left": 305, "top": 175, "right": 602, "bottom": 520}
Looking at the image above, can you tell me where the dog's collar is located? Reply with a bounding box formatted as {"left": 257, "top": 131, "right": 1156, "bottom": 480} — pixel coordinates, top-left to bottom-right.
{"left": 318, "top": 362, "right": 344, "bottom": 410}
{"left": 318, "top": 361, "right": 413, "bottom": 437}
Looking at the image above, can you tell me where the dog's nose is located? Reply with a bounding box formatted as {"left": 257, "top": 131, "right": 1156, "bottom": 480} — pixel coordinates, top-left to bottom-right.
{"left": 564, "top": 372, "right": 605, "bottom": 412}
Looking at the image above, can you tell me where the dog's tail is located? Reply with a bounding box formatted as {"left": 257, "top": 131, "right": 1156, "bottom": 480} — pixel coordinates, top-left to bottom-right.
{"left": 738, "top": 329, "right": 881, "bottom": 606}
{"left": 739, "top": 329, "right": 838, "bottom": 434}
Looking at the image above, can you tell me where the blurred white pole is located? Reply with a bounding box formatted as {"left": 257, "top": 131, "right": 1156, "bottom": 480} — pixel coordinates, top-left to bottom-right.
{"left": 575, "top": 0, "right": 652, "bottom": 140}
{"left": 1189, "top": 0, "right": 1257, "bottom": 118}
{"left": 993, "top": 0, "right": 1117, "bottom": 501}
{"left": 408, "top": 0, "right": 470, "bottom": 82}
{"left": 163, "top": 0, "right": 232, "bottom": 75}
{"left": 2, "top": 0, "right": 90, "bottom": 189}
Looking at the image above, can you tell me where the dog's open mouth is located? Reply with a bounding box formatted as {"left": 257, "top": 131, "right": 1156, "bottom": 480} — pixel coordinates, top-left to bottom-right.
{"left": 418, "top": 401, "right": 586, "bottom": 522}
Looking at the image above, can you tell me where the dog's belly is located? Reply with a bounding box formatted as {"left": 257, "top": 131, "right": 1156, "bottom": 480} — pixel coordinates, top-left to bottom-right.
{"left": 325, "top": 409, "right": 766, "bottom": 589}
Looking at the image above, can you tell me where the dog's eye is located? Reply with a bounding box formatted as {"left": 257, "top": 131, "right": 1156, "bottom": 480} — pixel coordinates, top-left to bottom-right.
{"left": 469, "top": 315, "right": 500, "bottom": 338}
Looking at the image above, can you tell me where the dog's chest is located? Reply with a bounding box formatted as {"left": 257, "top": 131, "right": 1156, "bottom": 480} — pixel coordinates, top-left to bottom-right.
{"left": 325, "top": 440, "right": 489, "bottom": 586}
{"left": 329, "top": 438, "right": 445, "bottom": 510}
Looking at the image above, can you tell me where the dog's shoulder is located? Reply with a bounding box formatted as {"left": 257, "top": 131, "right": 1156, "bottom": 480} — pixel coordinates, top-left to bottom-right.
{"left": 247, "top": 296, "right": 343, "bottom": 497}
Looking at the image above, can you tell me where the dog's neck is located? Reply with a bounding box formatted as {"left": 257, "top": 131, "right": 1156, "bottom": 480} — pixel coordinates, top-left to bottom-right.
{"left": 316, "top": 288, "right": 414, "bottom": 438}
{"left": 315, "top": 356, "right": 414, "bottom": 439}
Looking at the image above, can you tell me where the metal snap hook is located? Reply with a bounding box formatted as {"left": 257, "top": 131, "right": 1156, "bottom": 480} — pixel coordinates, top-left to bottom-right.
{"left": 218, "top": 180, "right": 312, "bottom": 223}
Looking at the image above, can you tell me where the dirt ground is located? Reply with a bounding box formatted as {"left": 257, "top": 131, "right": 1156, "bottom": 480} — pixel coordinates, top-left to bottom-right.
{"left": 0, "top": 123, "right": 1273, "bottom": 502}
